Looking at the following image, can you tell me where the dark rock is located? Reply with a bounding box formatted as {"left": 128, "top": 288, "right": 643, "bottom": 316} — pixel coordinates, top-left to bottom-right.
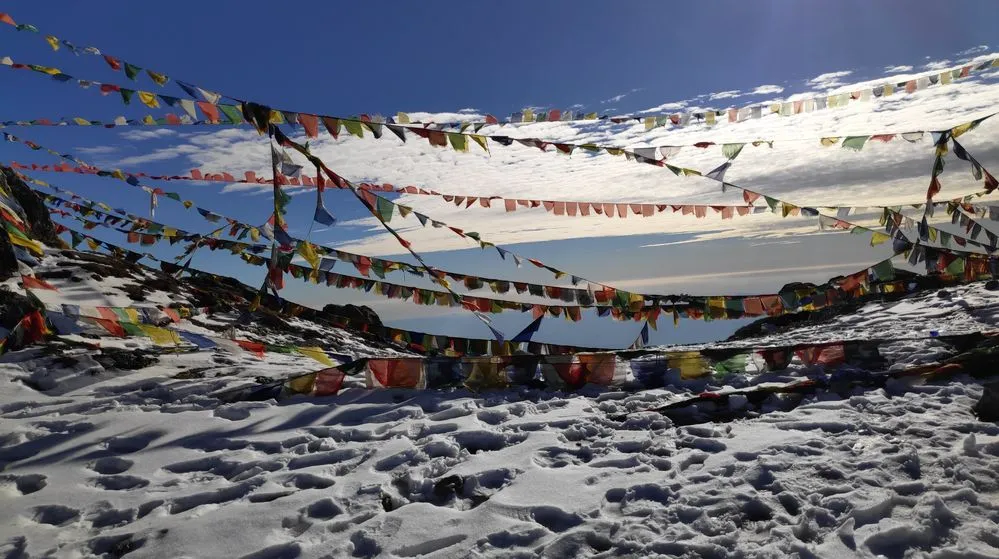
{"left": 937, "top": 290, "right": 952, "bottom": 299}
{"left": 0, "top": 169, "right": 65, "bottom": 281}
{"left": 973, "top": 381, "right": 999, "bottom": 422}
{"left": 321, "top": 303, "right": 382, "bottom": 327}
{"left": 0, "top": 287, "right": 34, "bottom": 330}
{"left": 985, "top": 280, "right": 999, "bottom": 292}
{"left": 0, "top": 226, "right": 16, "bottom": 281}
{"left": 96, "top": 348, "right": 159, "bottom": 371}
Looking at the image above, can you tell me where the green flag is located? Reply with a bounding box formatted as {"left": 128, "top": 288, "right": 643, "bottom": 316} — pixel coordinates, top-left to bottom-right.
{"left": 343, "top": 120, "right": 364, "bottom": 138}
{"left": 447, "top": 133, "right": 468, "bottom": 152}
{"left": 721, "top": 143, "right": 745, "bottom": 159}
{"left": 375, "top": 197, "right": 394, "bottom": 222}
{"left": 218, "top": 105, "right": 244, "bottom": 124}
{"left": 124, "top": 62, "right": 142, "bottom": 80}
{"left": 841, "top": 136, "right": 869, "bottom": 151}
{"left": 713, "top": 354, "right": 749, "bottom": 377}
{"left": 945, "top": 257, "right": 965, "bottom": 276}
{"left": 871, "top": 259, "right": 895, "bottom": 281}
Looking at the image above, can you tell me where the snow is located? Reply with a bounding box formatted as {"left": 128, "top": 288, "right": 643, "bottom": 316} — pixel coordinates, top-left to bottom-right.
{"left": 2, "top": 245, "right": 999, "bottom": 557}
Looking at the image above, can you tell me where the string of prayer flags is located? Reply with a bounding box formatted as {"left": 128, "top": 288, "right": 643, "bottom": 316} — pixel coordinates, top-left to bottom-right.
{"left": 4, "top": 11, "right": 998, "bottom": 139}
{"left": 5, "top": 52, "right": 997, "bottom": 169}
{"left": 50, "top": 193, "right": 996, "bottom": 334}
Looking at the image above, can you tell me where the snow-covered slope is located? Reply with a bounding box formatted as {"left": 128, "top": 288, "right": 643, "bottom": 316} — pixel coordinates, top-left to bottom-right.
{"left": 2, "top": 246, "right": 999, "bottom": 558}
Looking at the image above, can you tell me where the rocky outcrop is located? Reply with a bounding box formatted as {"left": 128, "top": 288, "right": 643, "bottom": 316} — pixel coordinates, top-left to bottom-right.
{"left": 0, "top": 166, "right": 65, "bottom": 280}
{"left": 2, "top": 168, "right": 63, "bottom": 247}
{"left": 321, "top": 303, "right": 382, "bottom": 327}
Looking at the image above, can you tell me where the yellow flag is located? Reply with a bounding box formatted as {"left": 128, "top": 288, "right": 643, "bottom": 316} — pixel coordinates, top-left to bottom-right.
{"left": 668, "top": 351, "right": 708, "bottom": 379}
{"left": 137, "top": 91, "right": 160, "bottom": 109}
{"left": 287, "top": 372, "right": 317, "bottom": 394}
{"left": 86, "top": 238, "right": 100, "bottom": 250}
{"left": 951, "top": 121, "right": 974, "bottom": 138}
{"left": 705, "top": 112, "right": 716, "bottom": 125}
{"left": 182, "top": 200, "right": 193, "bottom": 209}
{"left": 470, "top": 135, "right": 488, "bottom": 152}
{"left": 820, "top": 137, "right": 840, "bottom": 146}
{"left": 296, "top": 346, "right": 334, "bottom": 367}
{"left": 870, "top": 232, "right": 890, "bottom": 246}
{"left": 142, "top": 115, "right": 156, "bottom": 125}
{"left": 297, "top": 241, "right": 320, "bottom": 269}
{"left": 644, "top": 117, "right": 655, "bottom": 130}
{"left": 45, "top": 35, "right": 60, "bottom": 51}
{"left": 249, "top": 227, "right": 260, "bottom": 241}
{"left": 163, "top": 227, "right": 177, "bottom": 237}
{"left": 883, "top": 83, "right": 893, "bottom": 96}
{"left": 72, "top": 117, "right": 91, "bottom": 126}
{"left": 123, "top": 308, "right": 140, "bottom": 323}
{"left": 147, "top": 70, "right": 169, "bottom": 86}
{"left": 268, "top": 110, "right": 286, "bottom": 124}
{"left": 141, "top": 325, "right": 180, "bottom": 346}
{"left": 9, "top": 232, "right": 44, "bottom": 255}
{"left": 522, "top": 108, "right": 534, "bottom": 122}
{"left": 396, "top": 112, "right": 411, "bottom": 124}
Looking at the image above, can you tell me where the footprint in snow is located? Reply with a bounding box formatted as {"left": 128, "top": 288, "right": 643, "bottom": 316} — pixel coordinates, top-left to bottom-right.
{"left": 90, "top": 475, "right": 150, "bottom": 491}
{"left": 30, "top": 504, "right": 81, "bottom": 526}
{"left": 1, "top": 473, "right": 47, "bottom": 495}
{"left": 88, "top": 456, "right": 134, "bottom": 475}
{"left": 103, "top": 430, "right": 165, "bottom": 453}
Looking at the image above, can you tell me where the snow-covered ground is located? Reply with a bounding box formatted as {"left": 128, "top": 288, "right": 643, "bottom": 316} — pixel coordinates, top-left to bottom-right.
{"left": 2, "top": 252, "right": 999, "bottom": 558}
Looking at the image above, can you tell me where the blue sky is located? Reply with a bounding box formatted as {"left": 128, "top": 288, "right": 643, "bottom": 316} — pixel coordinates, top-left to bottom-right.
{"left": 3, "top": 1, "right": 998, "bottom": 348}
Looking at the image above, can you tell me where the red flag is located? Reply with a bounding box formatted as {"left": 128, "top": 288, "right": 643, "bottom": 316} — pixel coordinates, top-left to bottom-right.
{"left": 313, "top": 368, "right": 346, "bottom": 396}
{"left": 297, "top": 113, "right": 319, "bottom": 138}
{"left": 0, "top": 13, "right": 16, "bottom": 26}
{"left": 103, "top": 55, "right": 121, "bottom": 70}
{"left": 162, "top": 308, "right": 181, "bottom": 323}
{"left": 94, "top": 318, "right": 125, "bottom": 337}
{"left": 368, "top": 359, "right": 423, "bottom": 388}
{"left": 926, "top": 176, "right": 941, "bottom": 201}
{"left": 196, "top": 102, "right": 220, "bottom": 123}
{"left": 22, "top": 311, "right": 48, "bottom": 344}
{"left": 21, "top": 275, "right": 58, "bottom": 291}
{"left": 235, "top": 339, "right": 265, "bottom": 359}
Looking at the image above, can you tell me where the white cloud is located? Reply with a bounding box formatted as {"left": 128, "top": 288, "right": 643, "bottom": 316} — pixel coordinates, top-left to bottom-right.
{"left": 958, "top": 45, "right": 989, "bottom": 56}
{"left": 75, "top": 145, "right": 118, "bottom": 155}
{"left": 806, "top": 70, "right": 853, "bottom": 90}
{"left": 640, "top": 100, "right": 687, "bottom": 113}
{"left": 601, "top": 88, "right": 643, "bottom": 104}
{"left": 749, "top": 84, "right": 784, "bottom": 95}
{"left": 708, "top": 90, "right": 742, "bottom": 101}
{"left": 923, "top": 59, "right": 953, "bottom": 71}
{"left": 884, "top": 65, "right": 913, "bottom": 73}
{"left": 119, "top": 129, "right": 178, "bottom": 141}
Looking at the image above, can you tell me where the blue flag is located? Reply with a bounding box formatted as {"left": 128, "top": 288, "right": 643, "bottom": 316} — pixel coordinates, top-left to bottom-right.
{"left": 314, "top": 202, "right": 336, "bottom": 226}
{"left": 178, "top": 331, "right": 216, "bottom": 349}
{"left": 511, "top": 315, "right": 543, "bottom": 343}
